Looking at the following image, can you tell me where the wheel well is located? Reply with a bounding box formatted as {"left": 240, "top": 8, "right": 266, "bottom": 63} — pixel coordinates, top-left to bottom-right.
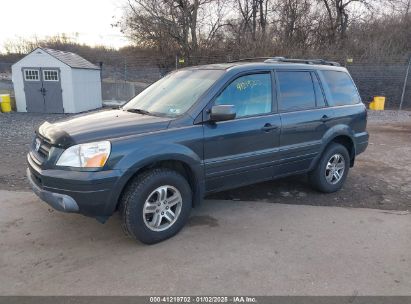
{"left": 117, "top": 160, "right": 198, "bottom": 210}
{"left": 330, "top": 135, "right": 355, "bottom": 166}
{"left": 149, "top": 160, "right": 196, "bottom": 190}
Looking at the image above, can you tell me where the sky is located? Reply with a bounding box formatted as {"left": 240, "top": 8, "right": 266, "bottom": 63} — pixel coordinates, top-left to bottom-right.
{"left": 0, "top": 0, "right": 129, "bottom": 53}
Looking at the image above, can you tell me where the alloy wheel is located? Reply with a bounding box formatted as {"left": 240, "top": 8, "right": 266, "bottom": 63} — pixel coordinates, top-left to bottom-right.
{"left": 325, "top": 153, "right": 345, "bottom": 185}
{"left": 142, "top": 185, "right": 183, "bottom": 232}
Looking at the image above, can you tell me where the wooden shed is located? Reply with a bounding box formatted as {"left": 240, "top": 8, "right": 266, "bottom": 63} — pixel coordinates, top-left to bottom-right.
{"left": 12, "top": 47, "right": 102, "bottom": 113}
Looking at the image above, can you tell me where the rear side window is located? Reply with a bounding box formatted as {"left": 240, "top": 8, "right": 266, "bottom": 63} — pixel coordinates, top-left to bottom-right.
{"left": 277, "top": 71, "right": 316, "bottom": 111}
{"left": 321, "top": 71, "right": 360, "bottom": 106}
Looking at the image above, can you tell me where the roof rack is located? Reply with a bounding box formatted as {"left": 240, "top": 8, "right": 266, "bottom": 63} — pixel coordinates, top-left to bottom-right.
{"left": 265, "top": 57, "right": 340, "bottom": 66}
{"left": 228, "top": 56, "right": 340, "bottom": 66}
{"left": 227, "top": 57, "right": 275, "bottom": 63}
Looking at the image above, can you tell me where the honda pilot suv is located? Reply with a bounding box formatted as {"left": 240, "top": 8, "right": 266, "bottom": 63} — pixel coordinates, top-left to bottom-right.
{"left": 27, "top": 57, "right": 368, "bottom": 244}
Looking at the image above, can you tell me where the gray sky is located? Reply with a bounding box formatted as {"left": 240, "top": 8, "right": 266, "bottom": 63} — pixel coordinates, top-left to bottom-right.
{"left": 0, "top": 0, "right": 129, "bottom": 52}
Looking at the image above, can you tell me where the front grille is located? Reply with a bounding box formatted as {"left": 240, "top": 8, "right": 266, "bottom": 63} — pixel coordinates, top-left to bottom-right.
{"left": 38, "top": 141, "right": 51, "bottom": 158}
{"left": 32, "top": 136, "right": 52, "bottom": 164}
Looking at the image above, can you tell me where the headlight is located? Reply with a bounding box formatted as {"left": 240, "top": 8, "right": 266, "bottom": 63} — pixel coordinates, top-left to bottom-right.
{"left": 56, "top": 141, "right": 111, "bottom": 168}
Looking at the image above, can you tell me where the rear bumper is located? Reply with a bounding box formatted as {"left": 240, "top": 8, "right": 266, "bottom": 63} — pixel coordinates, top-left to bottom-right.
{"left": 27, "top": 153, "right": 122, "bottom": 217}
{"left": 354, "top": 131, "right": 369, "bottom": 155}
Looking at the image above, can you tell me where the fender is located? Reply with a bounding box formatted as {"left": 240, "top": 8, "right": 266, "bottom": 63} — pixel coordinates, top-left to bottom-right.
{"left": 308, "top": 124, "right": 356, "bottom": 171}
{"left": 104, "top": 143, "right": 204, "bottom": 214}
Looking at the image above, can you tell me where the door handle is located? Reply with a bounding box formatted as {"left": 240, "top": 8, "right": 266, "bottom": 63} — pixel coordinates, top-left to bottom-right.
{"left": 321, "top": 115, "right": 332, "bottom": 122}
{"left": 261, "top": 123, "right": 279, "bottom": 132}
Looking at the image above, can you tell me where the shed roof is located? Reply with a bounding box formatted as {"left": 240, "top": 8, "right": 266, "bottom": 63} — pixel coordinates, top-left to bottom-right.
{"left": 42, "top": 48, "right": 100, "bottom": 70}
{"left": 19, "top": 47, "right": 99, "bottom": 70}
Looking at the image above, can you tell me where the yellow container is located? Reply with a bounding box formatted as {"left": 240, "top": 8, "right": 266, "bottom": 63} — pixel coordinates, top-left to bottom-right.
{"left": 369, "top": 96, "right": 385, "bottom": 110}
{"left": 0, "top": 94, "right": 12, "bottom": 113}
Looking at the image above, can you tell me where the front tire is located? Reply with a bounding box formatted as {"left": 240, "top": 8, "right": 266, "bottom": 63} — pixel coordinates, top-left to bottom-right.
{"left": 309, "top": 143, "right": 350, "bottom": 193}
{"left": 119, "top": 168, "right": 192, "bottom": 244}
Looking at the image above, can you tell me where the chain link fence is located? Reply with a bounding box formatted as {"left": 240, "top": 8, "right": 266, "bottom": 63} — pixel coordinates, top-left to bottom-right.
{"left": 343, "top": 56, "right": 411, "bottom": 109}
{"left": 1, "top": 55, "right": 411, "bottom": 109}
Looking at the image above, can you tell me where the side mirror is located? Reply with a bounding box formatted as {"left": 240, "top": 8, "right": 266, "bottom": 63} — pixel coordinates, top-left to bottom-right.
{"left": 209, "top": 105, "right": 236, "bottom": 122}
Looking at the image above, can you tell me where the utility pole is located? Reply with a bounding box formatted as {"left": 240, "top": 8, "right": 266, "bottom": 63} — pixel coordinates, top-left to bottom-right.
{"left": 124, "top": 58, "right": 127, "bottom": 83}
{"left": 99, "top": 62, "right": 103, "bottom": 82}
{"left": 399, "top": 55, "right": 411, "bottom": 110}
{"left": 175, "top": 55, "right": 178, "bottom": 70}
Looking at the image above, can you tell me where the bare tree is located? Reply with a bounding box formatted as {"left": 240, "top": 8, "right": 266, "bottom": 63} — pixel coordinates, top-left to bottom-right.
{"left": 318, "top": 0, "right": 374, "bottom": 44}
{"left": 119, "top": 0, "right": 219, "bottom": 60}
{"left": 236, "top": 0, "right": 269, "bottom": 41}
{"left": 274, "top": 0, "right": 313, "bottom": 49}
{"left": 114, "top": 0, "right": 409, "bottom": 60}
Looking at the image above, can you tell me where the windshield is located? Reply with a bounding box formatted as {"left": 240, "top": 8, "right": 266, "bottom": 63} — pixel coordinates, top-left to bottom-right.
{"left": 123, "top": 69, "right": 224, "bottom": 117}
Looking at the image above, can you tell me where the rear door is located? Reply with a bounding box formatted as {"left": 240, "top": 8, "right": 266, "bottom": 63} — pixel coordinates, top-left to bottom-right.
{"left": 275, "top": 69, "right": 334, "bottom": 175}
{"left": 203, "top": 71, "right": 281, "bottom": 192}
{"left": 317, "top": 70, "right": 365, "bottom": 133}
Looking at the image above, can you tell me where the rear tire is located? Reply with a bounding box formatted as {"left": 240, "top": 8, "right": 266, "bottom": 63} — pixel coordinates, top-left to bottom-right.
{"left": 119, "top": 168, "right": 192, "bottom": 244}
{"left": 309, "top": 143, "right": 350, "bottom": 193}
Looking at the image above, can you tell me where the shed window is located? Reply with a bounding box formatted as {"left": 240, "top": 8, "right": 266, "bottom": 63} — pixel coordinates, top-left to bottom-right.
{"left": 43, "top": 70, "right": 59, "bottom": 81}
{"left": 24, "top": 69, "right": 39, "bottom": 81}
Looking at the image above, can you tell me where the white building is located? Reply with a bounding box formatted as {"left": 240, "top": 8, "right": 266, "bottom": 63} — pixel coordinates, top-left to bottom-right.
{"left": 12, "top": 47, "right": 102, "bottom": 113}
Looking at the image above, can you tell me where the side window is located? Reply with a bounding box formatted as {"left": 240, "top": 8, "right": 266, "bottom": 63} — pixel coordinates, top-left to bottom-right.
{"left": 215, "top": 73, "right": 272, "bottom": 118}
{"left": 277, "top": 71, "right": 316, "bottom": 112}
{"left": 321, "top": 71, "right": 360, "bottom": 106}
{"left": 312, "top": 72, "right": 326, "bottom": 107}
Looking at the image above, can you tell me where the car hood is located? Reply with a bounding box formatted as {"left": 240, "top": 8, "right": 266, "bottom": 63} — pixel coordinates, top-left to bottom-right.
{"left": 37, "top": 109, "right": 172, "bottom": 147}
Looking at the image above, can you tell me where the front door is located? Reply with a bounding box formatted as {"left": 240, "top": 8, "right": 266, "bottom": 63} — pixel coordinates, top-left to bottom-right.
{"left": 23, "top": 68, "right": 63, "bottom": 113}
{"left": 203, "top": 72, "right": 281, "bottom": 192}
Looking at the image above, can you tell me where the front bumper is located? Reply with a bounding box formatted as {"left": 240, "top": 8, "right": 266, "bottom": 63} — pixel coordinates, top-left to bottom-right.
{"left": 27, "top": 168, "right": 79, "bottom": 212}
{"left": 27, "top": 153, "right": 123, "bottom": 217}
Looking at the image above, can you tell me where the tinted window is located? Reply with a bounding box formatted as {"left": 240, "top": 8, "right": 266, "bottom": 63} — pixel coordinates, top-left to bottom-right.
{"left": 124, "top": 69, "right": 223, "bottom": 117}
{"left": 312, "top": 72, "right": 326, "bottom": 107}
{"left": 215, "top": 73, "right": 272, "bottom": 117}
{"left": 278, "top": 71, "right": 316, "bottom": 111}
{"left": 322, "top": 71, "right": 360, "bottom": 106}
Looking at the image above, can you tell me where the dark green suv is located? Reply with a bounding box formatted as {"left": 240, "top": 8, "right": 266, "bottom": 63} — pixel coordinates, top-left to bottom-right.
{"left": 27, "top": 58, "right": 369, "bottom": 244}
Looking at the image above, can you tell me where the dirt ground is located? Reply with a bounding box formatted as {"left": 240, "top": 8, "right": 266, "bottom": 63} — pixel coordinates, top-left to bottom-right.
{"left": 0, "top": 110, "right": 410, "bottom": 211}
{"left": 1, "top": 191, "right": 410, "bottom": 295}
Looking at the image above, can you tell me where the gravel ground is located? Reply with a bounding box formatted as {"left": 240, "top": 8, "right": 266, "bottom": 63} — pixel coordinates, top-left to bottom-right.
{"left": 1, "top": 113, "right": 69, "bottom": 190}
{"left": 367, "top": 109, "right": 411, "bottom": 124}
{"left": 1, "top": 109, "right": 410, "bottom": 211}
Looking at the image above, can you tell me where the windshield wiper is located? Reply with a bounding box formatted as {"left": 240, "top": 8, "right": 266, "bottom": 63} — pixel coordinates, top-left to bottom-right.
{"left": 125, "top": 108, "right": 151, "bottom": 115}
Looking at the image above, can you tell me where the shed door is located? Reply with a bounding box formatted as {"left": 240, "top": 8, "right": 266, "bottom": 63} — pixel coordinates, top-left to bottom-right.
{"left": 42, "top": 69, "right": 63, "bottom": 113}
{"left": 23, "top": 69, "right": 44, "bottom": 113}
{"left": 23, "top": 68, "right": 64, "bottom": 113}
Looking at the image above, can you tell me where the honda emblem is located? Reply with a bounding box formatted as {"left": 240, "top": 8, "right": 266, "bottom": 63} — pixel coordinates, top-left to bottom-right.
{"left": 35, "top": 138, "right": 41, "bottom": 152}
